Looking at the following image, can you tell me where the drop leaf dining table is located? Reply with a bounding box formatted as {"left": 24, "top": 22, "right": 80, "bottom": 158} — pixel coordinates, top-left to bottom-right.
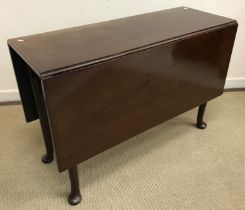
{"left": 8, "top": 7, "right": 237, "bottom": 205}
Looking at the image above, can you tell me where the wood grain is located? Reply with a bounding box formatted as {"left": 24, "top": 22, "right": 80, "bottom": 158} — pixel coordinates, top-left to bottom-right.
{"left": 7, "top": 7, "right": 236, "bottom": 77}
{"left": 43, "top": 25, "right": 237, "bottom": 171}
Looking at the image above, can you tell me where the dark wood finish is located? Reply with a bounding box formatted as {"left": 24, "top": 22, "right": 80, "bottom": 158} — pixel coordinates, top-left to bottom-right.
{"left": 42, "top": 24, "right": 237, "bottom": 172}
{"left": 1, "top": 88, "right": 244, "bottom": 107}
{"left": 28, "top": 71, "right": 54, "bottom": 163}
{"left": 8, "top": 47, "right": 38, "bottom": 122}
{"left": 197, "top": 103, "right": 207, "bottom": 129}
{"left": 7, "top": 7, "right": 236, "bottom": 78}
{"left": 7, "top": 7, "right": 238, "bottom": 205}
{"left": 68, "top": 166, "right": 81, "bottom": 205}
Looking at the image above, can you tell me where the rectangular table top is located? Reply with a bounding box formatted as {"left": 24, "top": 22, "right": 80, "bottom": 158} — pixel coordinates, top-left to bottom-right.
{"left": 7, "top": 7, "right": 236, "bottom": 78}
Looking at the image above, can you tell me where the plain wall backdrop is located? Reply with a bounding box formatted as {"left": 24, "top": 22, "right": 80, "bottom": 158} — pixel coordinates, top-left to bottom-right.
{"left": 1, "top": 0, "right": 245, "bottom": 101}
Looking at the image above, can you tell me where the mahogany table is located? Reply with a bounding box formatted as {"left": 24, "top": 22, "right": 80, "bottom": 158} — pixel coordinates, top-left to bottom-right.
{"left": 8, "top": 7, "right": 237, "bottom": 205}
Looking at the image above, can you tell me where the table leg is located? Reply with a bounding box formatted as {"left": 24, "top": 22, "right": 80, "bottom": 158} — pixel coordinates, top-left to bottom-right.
{"left": 68, "top": 166, "right": 82, "bottom": 205}
{"left": 196, "top": 102, "right": 207, "bottom": 129}
{"left": 29, "top": 72, "right": 54, "bottom": 163}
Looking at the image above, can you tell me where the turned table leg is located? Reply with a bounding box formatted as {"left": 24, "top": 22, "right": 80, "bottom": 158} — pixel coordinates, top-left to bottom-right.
{"left": 68, "top": 166, "right": 82, "bottom": 205}
{"left": 29, "top": 72, "right": 54, "bottom": 163}
{"left": 39, "top": 121, "right": 54, "bottom": 164}
{"left": 196, "top": 102, "right": 207, "bottom": 129}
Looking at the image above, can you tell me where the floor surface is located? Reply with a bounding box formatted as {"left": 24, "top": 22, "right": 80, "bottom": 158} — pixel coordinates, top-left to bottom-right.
{"left": 0, "top": 91, "right": 245, "bottom": 209}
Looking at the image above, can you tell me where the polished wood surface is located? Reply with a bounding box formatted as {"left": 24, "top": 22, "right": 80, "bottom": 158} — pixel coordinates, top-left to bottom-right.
{"left": 43, "top": 24, "right": 237, "bottom": 171}
{"left": 28, "top": 71, "right": 54, "bottom": 163}
{"left": 197, "top": 103, "right": 207, "bottom": 129}
{"left": 68, "top": 166, "right": 82, "bottom": 205}
{"left": 8, "top": 47, "right": 38, "bottom": 122}
{"left": 8, "top": 7, "right": 238, "bottom": 204}
{"left": 7, "top": 7, "right": 236, "bottom": 77}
